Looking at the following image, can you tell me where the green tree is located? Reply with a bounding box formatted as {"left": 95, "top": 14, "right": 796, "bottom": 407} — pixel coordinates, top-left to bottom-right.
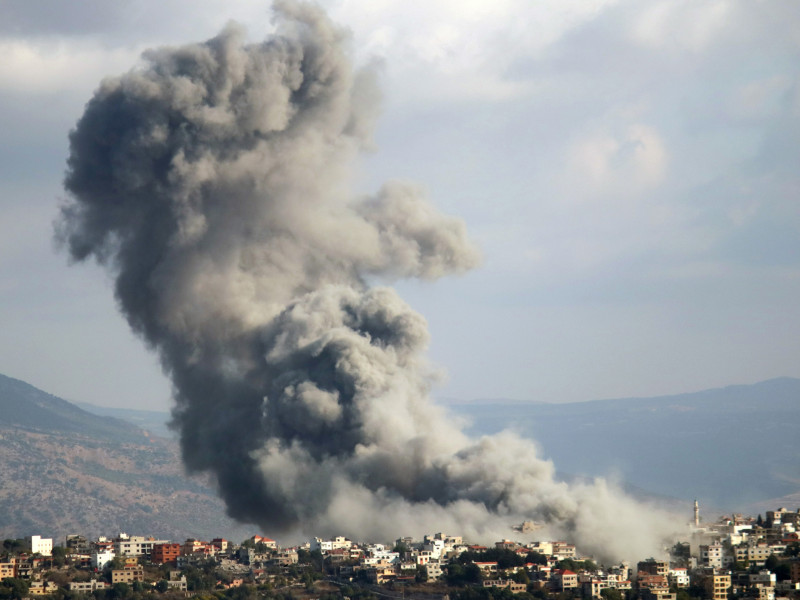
{"left": 525, "top": 552, "right": 548, "bottom": 566}
{"left": 1, "top": 540, "right": 25, "bottom": 555}
{"left": 601, "top": 589, "right": 623, "bottom": 600}
{"left": 0, "top": 578, "right": 29, "bottom": 600}
{"left": 155, "top": 580, "right": 169, "bottom": 593}
{"left": 109, "top": 582, "right": 130, "bottom": 599}
{"left": 512, "top": 569, "right": 530, "bottom": 585}
{"left": 415, "top": 565, "right": 428, "bottom": 583}
{"left": 764, "top": 555, "right": 780, "bottom": 573}
{"left": 51, "top": 546, "right": 69, "bottom": 568}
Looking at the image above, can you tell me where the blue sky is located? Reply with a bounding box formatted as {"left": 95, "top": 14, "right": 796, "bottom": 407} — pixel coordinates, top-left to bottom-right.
{"left": 1, "top": 0, "right": 799, "bottom": 410}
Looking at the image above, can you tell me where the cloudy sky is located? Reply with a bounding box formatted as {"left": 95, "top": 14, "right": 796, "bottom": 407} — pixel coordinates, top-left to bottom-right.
{"left": 1, "top": 0, "right": 799, "bottom": 411}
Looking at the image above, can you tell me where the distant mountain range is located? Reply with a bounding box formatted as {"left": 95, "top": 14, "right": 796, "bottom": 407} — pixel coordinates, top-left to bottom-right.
{"left": 449, "top": 377, "right": 800, "bottom": 513}
{"left": 1, "top": 372, "right": 797, "bottom": 542}
{"left": 0, "top": 373, "right": 254, "bottom": 542}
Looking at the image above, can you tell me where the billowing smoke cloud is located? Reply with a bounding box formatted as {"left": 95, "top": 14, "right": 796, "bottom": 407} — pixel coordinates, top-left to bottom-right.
{"left": 59, "top": 1, "right": 678, "bottom": 560}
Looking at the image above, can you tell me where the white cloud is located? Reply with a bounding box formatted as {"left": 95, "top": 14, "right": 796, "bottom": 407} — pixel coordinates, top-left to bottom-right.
{"left": 569, "top": 123, "right": 668, "bottom": 197}
{"left": 631, "top": 0, "right": 732, "bottom": 53}
{"left": 0, "top": 37, "right": 142, "bottom": 95}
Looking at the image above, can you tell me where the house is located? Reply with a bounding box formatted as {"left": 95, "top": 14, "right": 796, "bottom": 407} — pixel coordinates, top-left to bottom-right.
{"left": 553, "top": 569, "right": 578, "bottom": 590}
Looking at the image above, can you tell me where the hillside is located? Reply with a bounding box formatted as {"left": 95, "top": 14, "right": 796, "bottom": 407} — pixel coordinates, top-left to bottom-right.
{"left": 0, "top": 374, "right": 149, "bottom": 443}
{"left": 450, "top": 377, "right": 800, "bottom": 511}
{"left": 0, "top": 374, "right": 255, "bottom": 542}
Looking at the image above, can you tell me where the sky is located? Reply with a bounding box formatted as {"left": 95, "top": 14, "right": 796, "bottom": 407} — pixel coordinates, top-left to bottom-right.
{"left": 1, "top": 0, "right": 799, "bottom": 412}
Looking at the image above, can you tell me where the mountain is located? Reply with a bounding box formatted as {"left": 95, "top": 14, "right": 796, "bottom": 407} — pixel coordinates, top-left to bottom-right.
{"left": 73, "top": 401, "right": 174, "bottom": 439}
{"left": 0, "top": 373, "right": 255, "bottom": 543}
{"left": 448, "top": 377, "right": 800, "bottom": 512}
{"left": 0, "top": 374, "right": 150, "bottom": 443}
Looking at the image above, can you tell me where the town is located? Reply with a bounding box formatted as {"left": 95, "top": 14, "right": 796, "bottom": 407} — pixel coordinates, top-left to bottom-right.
{"left": 1, "top": 505, "right": 799, "bottom": 600}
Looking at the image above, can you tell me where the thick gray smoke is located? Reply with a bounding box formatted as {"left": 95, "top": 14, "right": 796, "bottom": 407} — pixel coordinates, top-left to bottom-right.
{"left": 59, "top": 1, "right": 678, "bottom": 561}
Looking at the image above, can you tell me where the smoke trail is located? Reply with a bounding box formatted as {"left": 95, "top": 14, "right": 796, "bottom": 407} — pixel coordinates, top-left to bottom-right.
{"left": 59, "top": 1, "right": 677, "bottom": 560}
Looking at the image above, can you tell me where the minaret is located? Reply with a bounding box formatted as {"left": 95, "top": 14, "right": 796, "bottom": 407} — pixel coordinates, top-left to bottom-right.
{"left": 694, "top": 499, "right": 700, "bottom": 527}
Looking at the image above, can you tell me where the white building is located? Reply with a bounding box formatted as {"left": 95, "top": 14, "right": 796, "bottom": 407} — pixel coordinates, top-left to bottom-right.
{"left": 92, "top": 550, "right": 116, "bottom": 569}
{"left": 114, "top": 536, "right": 169, "bottom": 558}
{"left": 70, "top": 580, "right": 110, "bottom": 593}
{"left": 27, "top": 536, "right": 53, "bottom": 557}
{"left": 668, "top": 568, "right": 690, "bottom": 588}
{"left": 310, "top": 536, "right": 352, "bottom": 553}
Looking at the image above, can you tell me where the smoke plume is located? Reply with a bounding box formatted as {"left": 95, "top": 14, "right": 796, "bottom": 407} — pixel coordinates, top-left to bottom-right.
{"left": 59, "top": 1, "right": 678, "bottom": 560}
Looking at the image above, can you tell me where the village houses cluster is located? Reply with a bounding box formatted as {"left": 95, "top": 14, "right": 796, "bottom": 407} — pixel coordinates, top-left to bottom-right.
{"left": 1, "top": 505, "right": 800, "bottom": 599}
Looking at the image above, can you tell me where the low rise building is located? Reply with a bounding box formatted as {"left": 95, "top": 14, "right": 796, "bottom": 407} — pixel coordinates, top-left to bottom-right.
{"left": 111, "top": 566, "right": 144, "bottom": 584}
{"left": 69, "top": 580, "right": 110, "bottom": 593}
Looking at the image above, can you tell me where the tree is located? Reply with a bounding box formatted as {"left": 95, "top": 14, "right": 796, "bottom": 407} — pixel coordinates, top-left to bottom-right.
{"left": 601, "top": 589, "right": 623, "bottom": 600}
{"left": 155, "top": 580, "right": 169, "bottom": 593}
{"left": 109, "top": 582, "right": 130, "bottom": 599}
{"left": 1, "top": 540, "right": 25, "bottom": 555}
{"left": 0, "top": 578, "right": 29, "bottom": 600}
{"left": 52, "top": 546, "right": 69, "bottom": 568}
{"left": 773, "top": 563, "right": 791, "bottom": 582}
{"left": 512, "top": 569, "right": 530, "bottom": 585}
{"left": 525, "top": 552, "right": 548, "bottom": 566}
{"left": 415, "top": 565, "right": 428, "bottom": 583}
{"left": 764, "top": 555, "right": 780, "bottom": 573}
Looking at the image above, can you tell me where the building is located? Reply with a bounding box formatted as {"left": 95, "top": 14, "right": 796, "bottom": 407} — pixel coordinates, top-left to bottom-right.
{"left": 700, "top": 543, "right": 725, "bottom": 569}
{"left": 152, "top": 543, "right": 181, "bottom": 565}
{"left": 167, "top": 571, "right": 188, "bottom": 591}
{"left": 28, "top": 581, "right": 58, "bottom": 596}
{"left": 112, "top": 566, "right": 145, "bottom": 584}
{"left": 27, "top": 536, "right": 52, "bottom": 557}
{"left": 668, "top": 567, "right": 690, "bottom": 588}
{"left": 705, "top": 573, "right": 732, "bottom": 600}
{"left": 638, "top": 559, "right": 668, "bottom": 577}
{"left": 91, "top": 550, "right": 116, "bottom": 570}
{"left": 552, "top": 542, "right": 577, "bottom": 559}
{"left": 553, "top": 569, "right": 579, "bottom": 590}
{"left": 69, "top": 580, "right": 110, "bottom": 593}
{"left": 0, "top": 559, "right": 16, "bottom": 579}
{"left": 114, "top": 536, "right": 169, "bottom": 558}
{"left": 426, "top": 561, "right": 444, "bottom": 580}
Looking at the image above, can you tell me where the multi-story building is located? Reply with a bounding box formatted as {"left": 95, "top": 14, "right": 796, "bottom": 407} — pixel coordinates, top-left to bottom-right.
{"left": 553, "top": 569, "right": 579, "bottom": 590}
{"left": 552, "top": 542, "right": 577, "bottom": 559}
{"left": 638, "top": 559, "right": 668, "bottom": 577}
{"left": 700, "top": 542, "right": 725, "bottom": 569}
{"left": 311, "top": 536, "right": 351, "bottom": 552}
{"left": 27, "top": 536, "right": 52, "bottom": 557}
{"left": 114, "top": 535, "right": 169, "bottom": 558}
{"left": 704, "top": 573, "right": 731, "bottom": 600}
{"left": 111, "top": 566, "right": 144, "bottom": 584}
{"left": 0, "top": 559, "right": 16, "bottom": 579}
{"left": 65, "top": 535, "right": 91, "bottom": 555}
{"left": 668, "top": 567, "right": 690, "bottom": 587}
{"left": 91, "top": 550, "right": 115, "bottom": 570}
{"left": 167, "top": 571, "right": 188, "bottom": 591}
{"left": 152, "top": 543, "right": 181, "bottom": 565}
{"left": 426, "top": 561, "right": 444, "bottom": 580}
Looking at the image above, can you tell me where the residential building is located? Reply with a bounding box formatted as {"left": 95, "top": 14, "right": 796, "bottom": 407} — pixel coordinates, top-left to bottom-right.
{"left": 69, "top": 580, "right": 110, "bottom": 593}
{"left": 704, "top": 573, "right": 731, "bottom": 600}
{"left": 152, "top": 543, "right": 181, "bottom": 565}
{"left": 112, "top": 566, "right": 145, "bottom": 584}
{"left": 27, "top": 536, "right": 52, "bottom": 557}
